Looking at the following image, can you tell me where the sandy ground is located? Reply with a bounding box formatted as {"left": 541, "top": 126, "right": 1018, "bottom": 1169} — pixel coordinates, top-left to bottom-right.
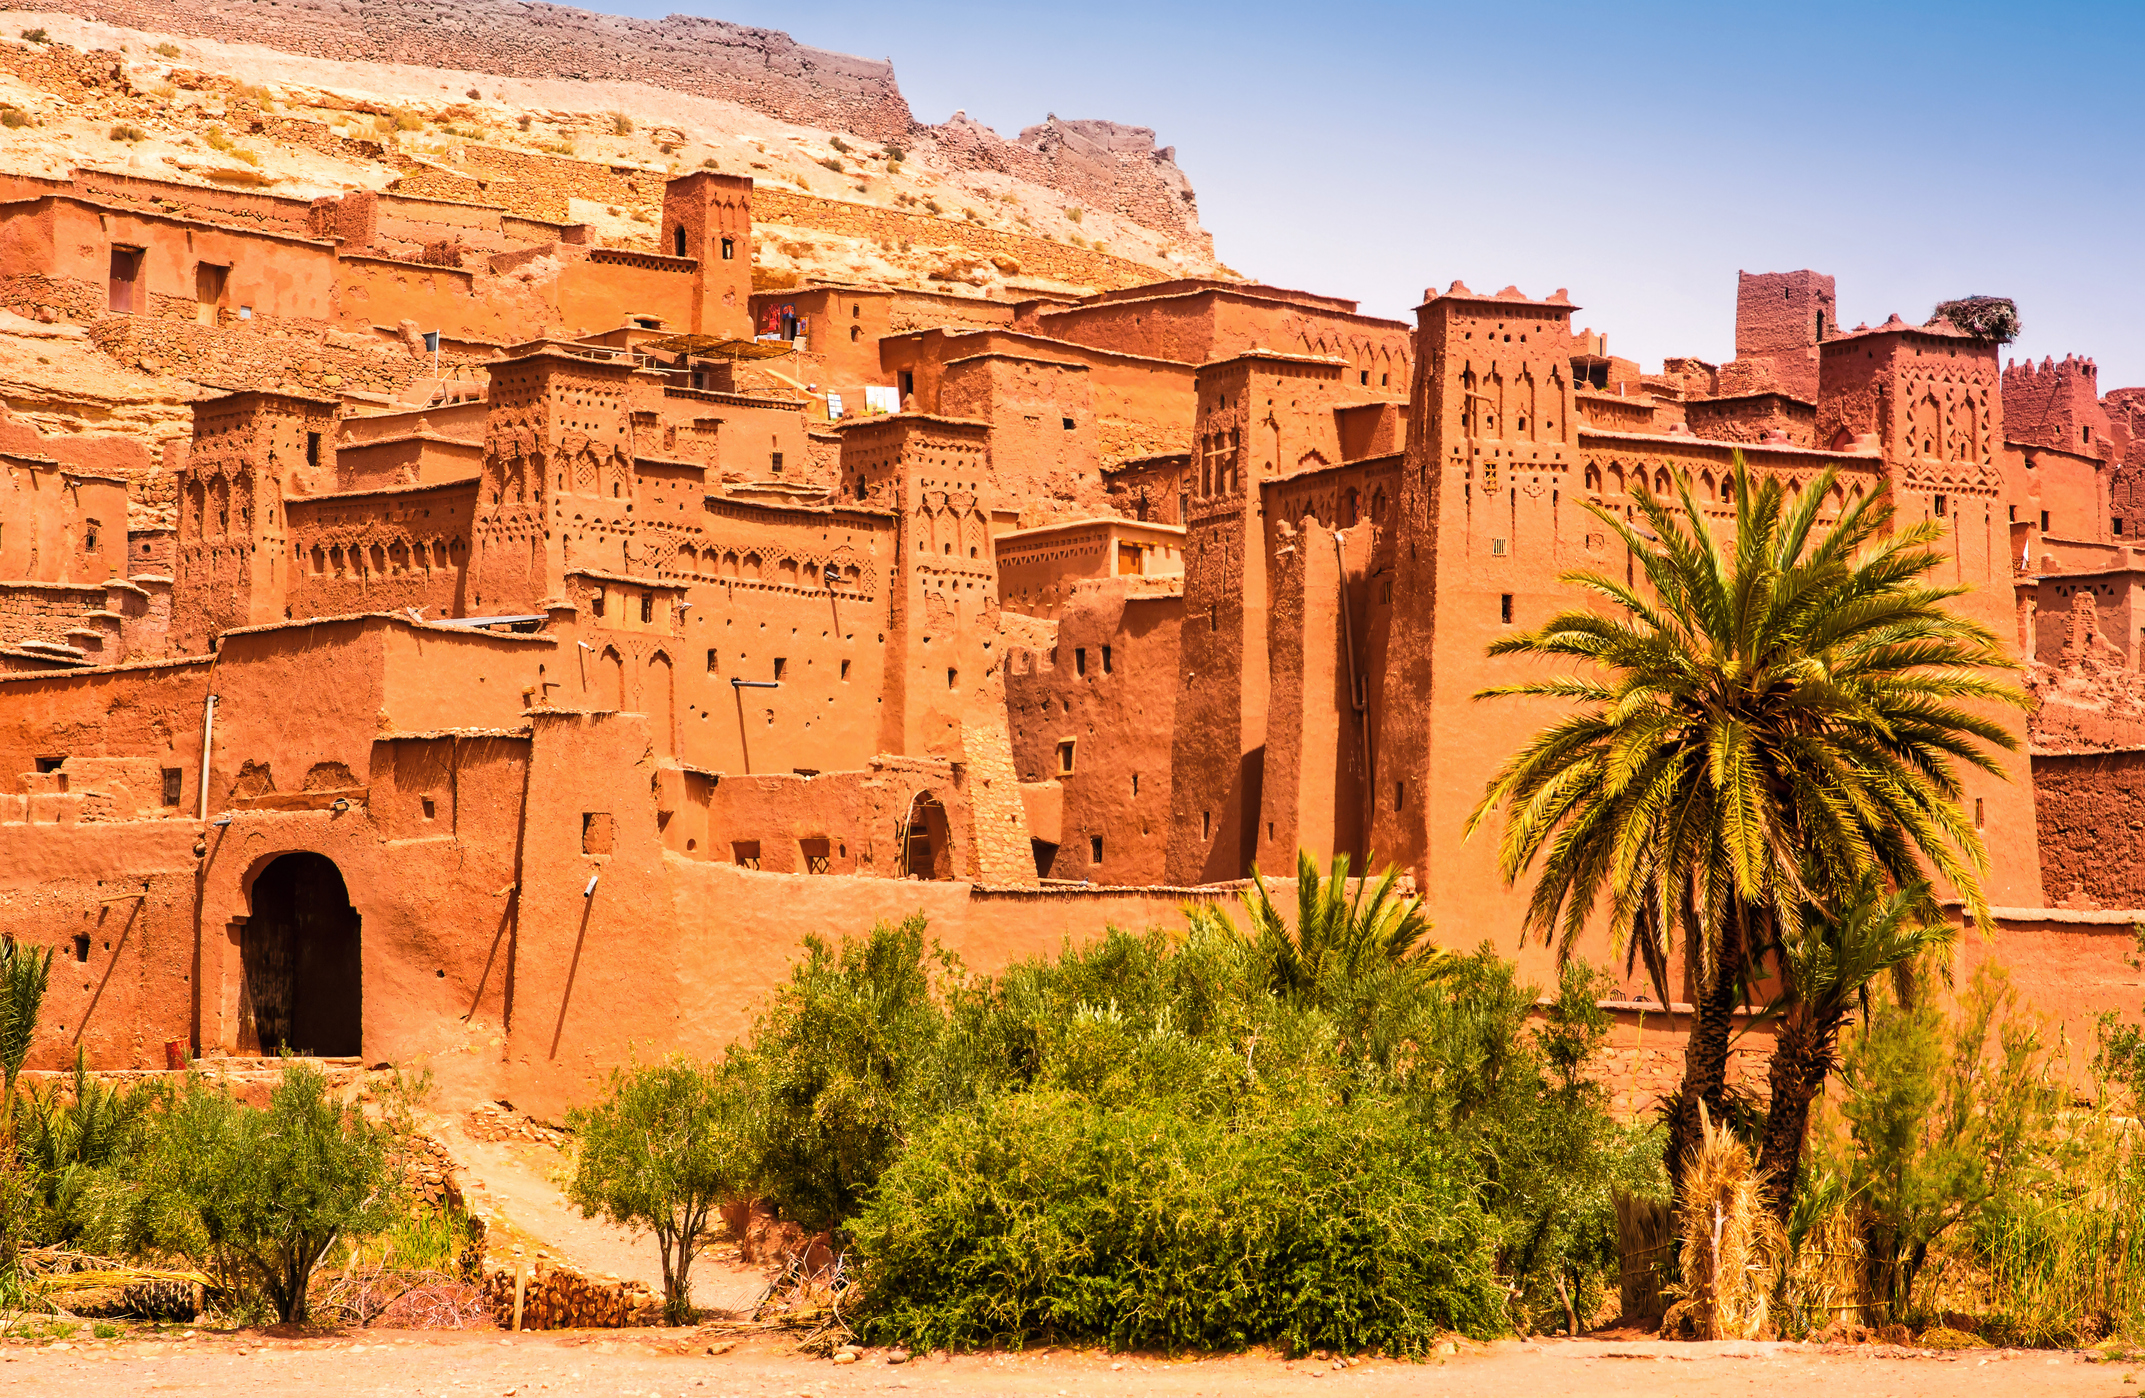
{"left": 2, "top": 1328, "right": 2133, "bottom": 1398}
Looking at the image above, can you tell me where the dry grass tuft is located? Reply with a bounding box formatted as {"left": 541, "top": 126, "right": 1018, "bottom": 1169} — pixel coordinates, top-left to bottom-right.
{"left": 1664, "top": 1103, "right": 1785, "bottom": 1339}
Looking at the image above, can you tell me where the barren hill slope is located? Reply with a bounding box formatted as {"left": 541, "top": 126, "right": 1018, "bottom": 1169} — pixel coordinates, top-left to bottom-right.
{"left": 0, "top": 0, "right": 1213, "bottom": 256}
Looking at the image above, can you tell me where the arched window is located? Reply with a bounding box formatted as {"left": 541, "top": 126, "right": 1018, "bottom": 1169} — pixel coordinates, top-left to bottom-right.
{"left": 673, "top": 225, "right": 687, "bottom": 257}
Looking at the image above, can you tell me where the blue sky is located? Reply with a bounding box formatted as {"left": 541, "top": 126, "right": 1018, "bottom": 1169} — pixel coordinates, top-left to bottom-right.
{"left": 591, "top": 1, "right": 2145, "bottom": 385}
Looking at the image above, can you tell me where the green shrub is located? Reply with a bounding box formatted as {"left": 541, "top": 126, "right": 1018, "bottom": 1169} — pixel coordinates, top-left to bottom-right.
{"left": 611, "top": 112, "right": 633, "bottom": 136}
{"left": 855, "top": 1092, "right": 1505, "bottom": 1353}
{"left": 108, "top": 124, "right": 144, "bottom": 143}
{"left": 0, "top": 106, "right": 28, "bottom": 129}
{"left": 726, "top": 915, "right": 960, "bottom": 1231}
{"left": 153, "top": 1065, "right": 395, "bottom": 1324}
{"left": 19, "top": 28, "right": 47, "bottom": 44}
{"left": 723, "top": 898, "right": 1645, "bottom": 1345}
{"left": 152, "top": 41, "right": 180, "bottom": 57}
{"left": 818, "top": 156, "right": 843, "bottom": 174}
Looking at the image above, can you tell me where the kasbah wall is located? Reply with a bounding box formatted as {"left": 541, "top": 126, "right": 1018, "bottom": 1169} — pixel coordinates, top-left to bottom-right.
{"left": 0, "top": 76, "right": 2141, "bottom": 1120}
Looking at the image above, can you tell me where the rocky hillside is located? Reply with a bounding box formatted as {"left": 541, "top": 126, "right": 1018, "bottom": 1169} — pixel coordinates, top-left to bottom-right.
{"left": 0, "top": 0, "right": 1213, "bottom": 259}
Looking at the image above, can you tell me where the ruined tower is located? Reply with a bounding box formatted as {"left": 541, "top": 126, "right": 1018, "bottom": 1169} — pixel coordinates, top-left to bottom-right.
{"left": 474, "top": 347, "right": 638, "bottom": 616}
{"left": 1165, "top": 350, "right": 1345, "bottom": 883}
{"left": 175, "top": 391, "right": 335, "bottom": 649}
{"left": 1735, "top": 270, "right": 1837, "bottom": 401}
{"left": 1369, "top": 284, "right": 1579, "bottom": 922}
{"left": 660, "top": 172, "right": 754, "bottom": 340}
{"left": 1817, "top": 316, "right": 2041, "bottom": 905}
{"left": 840, "top": 413, "right": 1036, "bottom": 884}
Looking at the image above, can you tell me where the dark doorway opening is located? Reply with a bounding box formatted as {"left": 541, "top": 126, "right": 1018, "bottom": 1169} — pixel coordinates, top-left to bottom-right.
{"left": 241, "top": 852, "right": 362, "bottom": 1057}
{"left": 899, "top": 794, "right": 954, "bottom": 880}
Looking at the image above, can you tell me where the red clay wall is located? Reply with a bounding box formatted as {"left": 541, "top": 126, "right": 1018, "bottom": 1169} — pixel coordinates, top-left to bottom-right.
{"left": 1006, "top": 580, "right": 1181, "bottom": 883}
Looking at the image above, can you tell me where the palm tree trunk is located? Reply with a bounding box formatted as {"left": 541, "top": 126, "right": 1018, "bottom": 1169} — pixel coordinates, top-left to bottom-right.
{"left": 1756, "top": 1009, "right": 1844, "bottom": 1223}
{"left": 1666, "top": 948, "right": 1743, "bottom": 1195}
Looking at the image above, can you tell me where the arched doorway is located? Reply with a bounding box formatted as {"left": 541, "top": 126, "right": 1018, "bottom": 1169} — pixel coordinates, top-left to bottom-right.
{"left": 897, "top": 792, "right": 954, "bottom": 880}
{"left": 241, "top": 853, "right": 362, "bottom": 1057}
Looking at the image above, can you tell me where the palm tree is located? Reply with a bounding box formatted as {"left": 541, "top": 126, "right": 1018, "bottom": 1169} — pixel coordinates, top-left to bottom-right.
{"left": 0, "top": 937, "right": 52, "bottom": 1099}
{"left": 1466, "top": 456, "right": 2022, "bottom": 1197}
{"left": 1756, "top": 875, "right": 1952, "bottom": 1217}
{"left": 1241, "top": 849, "right": 1452, "bottom": 1004}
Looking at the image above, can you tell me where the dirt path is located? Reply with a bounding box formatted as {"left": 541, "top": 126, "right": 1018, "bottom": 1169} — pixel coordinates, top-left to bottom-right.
{"left": 2, "top": 1329, "right": 2130, "bottom": 1398}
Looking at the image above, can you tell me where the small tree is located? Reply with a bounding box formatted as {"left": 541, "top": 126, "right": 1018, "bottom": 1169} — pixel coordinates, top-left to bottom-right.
{"left": 160, "top": 1064, "right": 393, "bottom": 1324}
{"left": 1754, "top": 875, "right": 1953, "bottom": 1217}
{"left": 567, "top": 1058, "right": 748, "bottom": 1325}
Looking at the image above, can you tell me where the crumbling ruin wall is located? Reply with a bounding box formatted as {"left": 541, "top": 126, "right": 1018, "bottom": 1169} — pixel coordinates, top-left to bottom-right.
{"left": 2032, "top": 749, "right": 2145, "bottom": 909}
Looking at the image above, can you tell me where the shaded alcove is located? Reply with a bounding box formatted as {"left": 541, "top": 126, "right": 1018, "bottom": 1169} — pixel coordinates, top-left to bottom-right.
{"left": 899, "top": 793, "right": 955, "bottom": 880}
{"left": 240, "top": 852, "right": 362, "bottom": 1057}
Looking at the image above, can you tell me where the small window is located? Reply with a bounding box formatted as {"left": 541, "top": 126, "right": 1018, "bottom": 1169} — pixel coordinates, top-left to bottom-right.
{"left": 421, "top": 797, "right": 437, "bottom": 821}
{"left": 1131, "top": 772, "right": 1140, "bottom": 796}
{"left": 1974, "top": 797, "right": 1985, "bottom": 830}
{"left": 1500, "top": 594, "right": 1513, "bottom": 625}
{"left": 771, "top": 451, "right": 784, "bottom": 473}
{"left": 732, "top": 840, "right": 761, "bottom": 869}
{"left": 840, "top": 658, "right": 851, "bottom": 681}
{"left": 2009, "top": 505, "right": 2017, "bottom": 522}
{"left": 581, "top": 812, "right": 614, "bottom": 855}
{"left": 160, "top": 767, "right": 182, "bottom": 807}
{"left": 1062, "top": 417, "right": 1075, "bottom": 431}
{"left": 900, "top": 370, "right": 915, "bottom": 400}
{"left": 720, "top": 237, "right": 735, "bottom": 260}
{"left": 1089, "top": 834, "right": 1104, "bottom": 864}
{"left": 2117, "top": 519, "right": 2126, "bottom": 537}
{"left": 850, "top": 325, "right": 861, "bottom": 342}
{"left": 1101, "top": 645, "right": 1112, "bottom": 674}
{"left": 1933, "top": 494, "right": 1948, "bottom": 518}
{"left": 306, "top": 431, "right": 322, "bottom": 469}
{"left": 1202, "top": 810, "right": 1212, "bottom": 840}
{"left": 640, "top": 593, "right": 654, "bottom": 624}
{"left": 1491, "top": 537, "right": 1508, "bottom": 556}
{"left": 705, "top": 648, "right": 719, "bottom": 674}
{"left": 590, "top": 591, "right": 606, "bottom": 618}
{"left": 1075, "top": 647, "right": 1087, "bottom": 677}
{"left": 1360, "top": 370, "right": 1369, "bottom": 385}
{"left": 1381, "top": 579, "right": 1392, "bottom": 604}
{"left": 1396, "top": 780, "right": 1406, "bottom": 810}
{"left": 947, "top": 667, "right": 958, "bottom": 689}
{"left": 2041, "top": 510, "right": 2051, "bottom": 531}
{"left": 772, "top": 657, "right": 787, "bottom": 681}
{"left": 1057, "top": 739, "right": 1076, "bottom": 776}
{"left": 673, "top": 224, "right": 687, "bottom": 257}
{"left": 801, "top": 837, "right": 831, "bottom": 874}
{"left": 34, "top": 756, "right": 63, "bottom": 774}
{"left": 72, "top": 933, "right": 91, "bottom": 964}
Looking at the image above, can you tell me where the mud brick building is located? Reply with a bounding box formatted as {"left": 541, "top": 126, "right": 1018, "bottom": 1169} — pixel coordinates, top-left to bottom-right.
{"left": 2, "top": 151, "right": 2142, "bottom": 1111}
